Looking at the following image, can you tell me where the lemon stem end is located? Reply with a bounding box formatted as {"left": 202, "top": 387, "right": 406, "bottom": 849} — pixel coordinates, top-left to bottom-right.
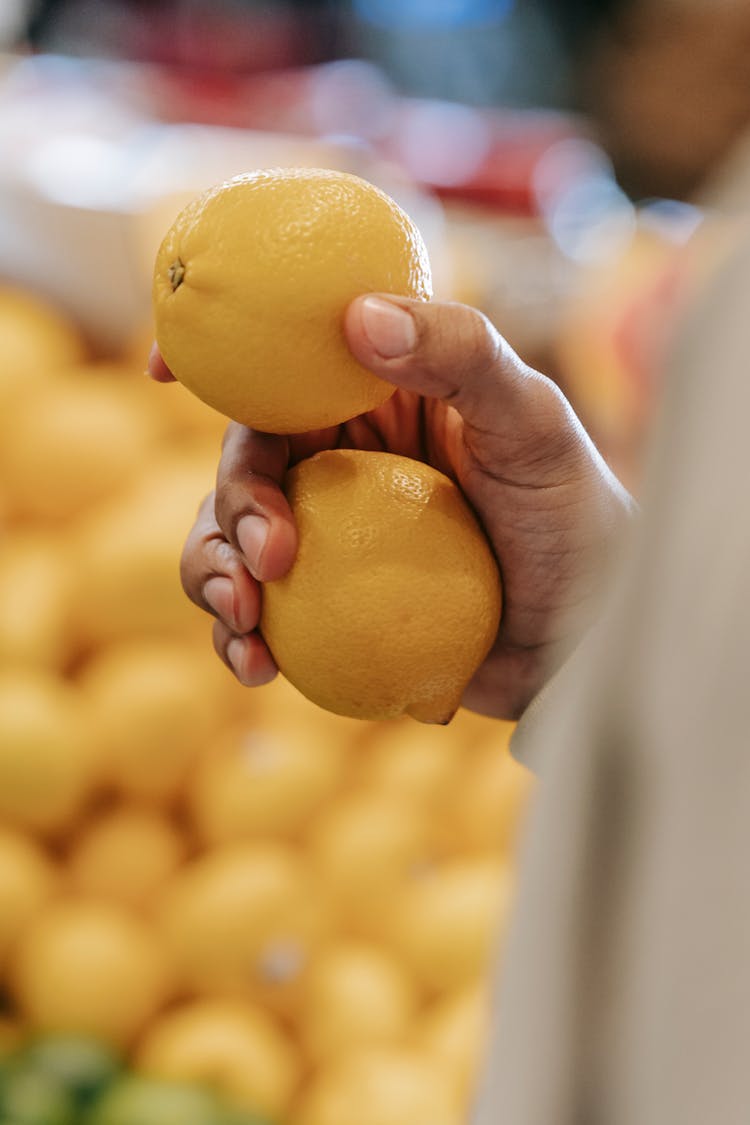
{"left": 168, "top": 259, "right": 185, "bottom": 291}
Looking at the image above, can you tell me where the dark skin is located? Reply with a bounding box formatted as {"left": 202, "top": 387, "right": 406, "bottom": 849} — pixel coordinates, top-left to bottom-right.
{"left": 151, "top": 293, "right": 634, "bottom": 721}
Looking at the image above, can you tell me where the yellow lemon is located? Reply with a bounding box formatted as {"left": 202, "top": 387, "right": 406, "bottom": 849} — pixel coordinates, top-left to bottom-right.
{"left": 0, "top": 672, "right": 98, "bottom": 838}
{"left": 0, "top": 371, "right": 159, "bottom": 524}
{"left": 79, "top": 639, "right": 224, "bottom": 805}
{"left": 262, "top": 449, "right": 502, "bottom": 722}
{"left": 0, "top": 826, "right": 58, "bottom": 968}
{"left": 8, "top": 900, "right": 173, "bottom": 1048}
{"left": 415, "top": 983, "right": 491, "bottom": 1105}
{"left": 153, "top": 168, "right": 431, "bottom": 433}
{"left": 297, "top": 941, "right": 419, "bottom": 1064}
{"left": 383, "top": 858, "right": 514, "bottom": 993}
{"left": 295, "top": 1046, "right": 464, "bottom": 1125}
{"left": 66, "top": 806, "right": 187, "bottom": 912}
{"left": 0, "top": 531, "right": 75, "bottom": 673}
{"left": 186, "top": 717, "right": 349, "bottom": 845}
{"left": 159, "top": 842, "right": 332, "bottom": 1018}
{"left": 135, "top": 999, "right": 300, "bottom": 1118}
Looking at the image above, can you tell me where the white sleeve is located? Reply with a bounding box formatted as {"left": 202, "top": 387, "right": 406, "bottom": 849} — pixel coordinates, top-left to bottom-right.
{"left": 473, "top": 230, "right": 750, "bottom": 1125}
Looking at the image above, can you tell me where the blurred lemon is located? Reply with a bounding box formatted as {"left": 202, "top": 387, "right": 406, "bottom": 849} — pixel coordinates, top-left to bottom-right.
{"left": 0, "top": 532, "right": 74, "bottom": 673}
{"left": 153, "top": 168, "right": 431, "bottom": 433}
{"left": 384, "top": 858, "right": 513, "bottom": 993}
{"left": 66, "top": 806, "right": 187, "bottom": 912}
{"left": 0, "top": 826, "right": 58, "bottom": 969}
{"left": 261, "top": 450, "right": 502, "bottom": 722}
{"left": 186, "top": 718, "right": 348, "bottom": 845}
{"left": 295, "top": 1046, "right": 463, "bottom": 1125}
{"left": 297, "top": 942, "right": 419, "bottom": 1064}
{"left": 306, "top": 791, "right": 436, "bottom": 936}
{"left": 445, "top": 741, "right": 535, "bottom": 857}
{"left": 415, "top": 983, "right": 491, "bottom": 1106}
{"left": 79, "top": 639, "right": 224, "bottom": 805}
{"left": 0, "top": 372, "right": 159, "bottom": 524}
{"left": 0, "top": 672, "right": 98, "bottom": 837}
{"left": 8, "top": 900, "right": 173, "bottom": 1049}
{"left": 135, "top": 999, "right": 299, "bottom": 1118}
{"left": 159, "top": 843, "right": 332, "bottom": 1017}
{"left": 0, "top": 285, "right": 86, "bottom": 404}
{"left": 354, "top": 720, "right": 463, "bottom": 809}
{"left": 71, "top": 447, "right": 220, "bottom": 649}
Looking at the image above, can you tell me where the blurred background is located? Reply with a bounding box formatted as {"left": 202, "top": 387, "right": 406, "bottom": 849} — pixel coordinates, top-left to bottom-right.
{"left": 0, "top": 2, "right": 748, "bottom": 1124}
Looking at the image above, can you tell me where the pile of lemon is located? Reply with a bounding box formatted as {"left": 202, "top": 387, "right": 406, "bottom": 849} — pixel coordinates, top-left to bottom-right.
{"left": 0, "top": 272, "right": 533, "bottom": 1123}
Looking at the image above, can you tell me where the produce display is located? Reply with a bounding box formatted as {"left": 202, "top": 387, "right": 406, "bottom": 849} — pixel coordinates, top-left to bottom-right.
{"left": 0, "top": 278, "right": 534, "bottom": 1123}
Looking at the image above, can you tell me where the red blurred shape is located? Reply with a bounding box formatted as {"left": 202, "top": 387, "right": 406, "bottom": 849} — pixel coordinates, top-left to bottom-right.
{"left": 385, "top": 103, "right": 585, "bottom": 216}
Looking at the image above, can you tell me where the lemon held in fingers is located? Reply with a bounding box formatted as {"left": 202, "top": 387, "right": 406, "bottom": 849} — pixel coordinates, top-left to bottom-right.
{"left": 260, "top": 449, "right": 502, "bottom": 723}
{"left": 152, "top": 168, "right": 432, "bottom": 433}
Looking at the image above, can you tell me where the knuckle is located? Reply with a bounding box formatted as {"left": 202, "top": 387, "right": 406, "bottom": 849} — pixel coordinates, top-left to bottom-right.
{"left": 526, "top": 375, "right": 586, "bottom": 464}
{"left": 213, "top": 479, "right": 245, "bottom": 538}
{"left": 532, "top": 375, "right": 574, "bottom": 434}
{"left": 449, "top": 307, "right": 504, "bottom": 411}
{"left": 414, "top": 302, "right": 502, "bottom": 408}
{"left": 434, "top": 304, "right": 500, "bottom": 381}
{"left": 220, "top": 420, "right": 245, "bottom": 452}
{"left": 462, "top": 307, "right": 502, "bottom": 377}
{"left": 179, "top": 507, "right": 212, "bottom": 600}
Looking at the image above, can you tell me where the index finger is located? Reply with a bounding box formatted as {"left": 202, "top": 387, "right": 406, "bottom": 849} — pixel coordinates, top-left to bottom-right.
{"left": 214, "top": 423, "right": 298, "bottom": 582}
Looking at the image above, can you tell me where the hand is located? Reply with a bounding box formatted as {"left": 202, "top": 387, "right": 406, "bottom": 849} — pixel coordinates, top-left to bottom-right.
{"left": 153, "top": 295, "right": 634, "bottom": 721}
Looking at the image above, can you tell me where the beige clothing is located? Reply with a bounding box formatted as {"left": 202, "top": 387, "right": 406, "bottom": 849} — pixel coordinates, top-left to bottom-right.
{"left": 473, "top": 225, "right": 750, "bottom": 1120}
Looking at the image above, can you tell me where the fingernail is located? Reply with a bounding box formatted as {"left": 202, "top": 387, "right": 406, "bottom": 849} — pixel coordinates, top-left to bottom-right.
{"left": 360, "top": 296, "right": 417, "bottom": 358}
{"left": 237, "top": 514, "right": 268, "bottom": 578}
{"left": 203, "top": 576, "right": 238, "bottom": 630}
{"left": 227, "top": 637, "right": 250, "bottom": 684}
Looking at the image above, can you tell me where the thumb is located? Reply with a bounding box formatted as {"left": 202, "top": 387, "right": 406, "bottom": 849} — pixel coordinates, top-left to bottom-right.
{"left": 344, "top": 294, "right": 581, "bottom": 473}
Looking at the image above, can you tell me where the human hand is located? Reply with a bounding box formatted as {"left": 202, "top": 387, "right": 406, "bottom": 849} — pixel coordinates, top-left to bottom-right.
{"left": 152, "top": 294, "right": 634, "bottom": 721}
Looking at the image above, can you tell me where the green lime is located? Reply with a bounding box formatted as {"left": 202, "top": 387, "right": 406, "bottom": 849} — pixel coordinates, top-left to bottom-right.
{"left": 223, "top": 1113, "right": 276, "bottom": 1125}
{"left": 85, "top": 1076, "right": 226, "bottom": 1125}
{"left": 20, "top": 1036, "right": 121, "bottom": 1108}
{"left": 0, "top": 1064, "right": 76, "bottom": 1125}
